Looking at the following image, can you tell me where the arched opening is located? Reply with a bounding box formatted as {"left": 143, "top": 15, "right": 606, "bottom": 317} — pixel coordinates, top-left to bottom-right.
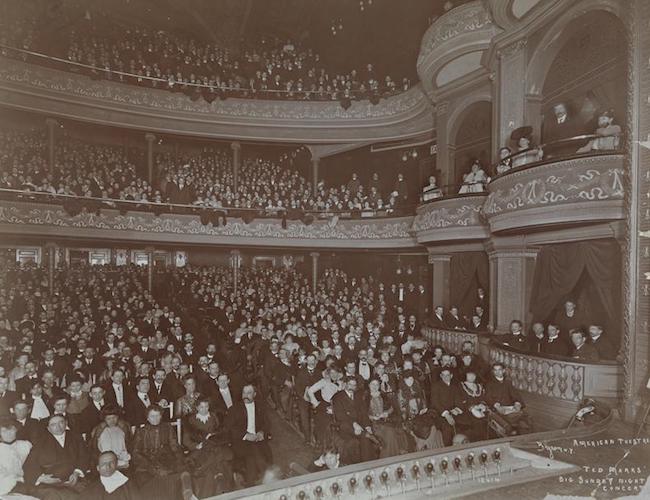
{"left": 452, "top": 101, "right": 492, "bottom": 188}
{"left": 540, "top": 11, "right": 627, "bottom": 146}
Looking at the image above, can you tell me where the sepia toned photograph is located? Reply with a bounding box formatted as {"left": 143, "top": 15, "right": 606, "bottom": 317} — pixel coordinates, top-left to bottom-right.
{"left": 0, "top": 0, "right": 648, "bottom": 498}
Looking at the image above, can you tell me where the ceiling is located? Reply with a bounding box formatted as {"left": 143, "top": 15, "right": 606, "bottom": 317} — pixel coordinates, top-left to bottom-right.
{"left": 17, "top": 0, "right": 469, "bottom": 82}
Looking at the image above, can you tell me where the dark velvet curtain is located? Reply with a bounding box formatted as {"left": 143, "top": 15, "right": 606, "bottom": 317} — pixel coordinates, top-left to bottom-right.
{"left": 450, "top": 252, "right": 489, "bottom": 317}
{"left": 529, "top": 240, "right": 621, "bottom": 336}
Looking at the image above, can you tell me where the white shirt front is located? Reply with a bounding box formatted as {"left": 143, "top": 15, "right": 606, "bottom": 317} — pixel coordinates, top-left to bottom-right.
{"left": 100, "top": 471, "right": 129, "bottom": 494}
{"left": 31, "top": 396, "right": 50, "bottom": 420}
{"left": 113, "top": 384, "right": 124, "bottom": 407}
{"left": 244, "top": 401, "right": 256, "bottom": 435}
{"left": 219, "top": 387, "right": 233, "bottom": 408}
{"left": 53, "top": 432, "right": 66, "bottom": 448}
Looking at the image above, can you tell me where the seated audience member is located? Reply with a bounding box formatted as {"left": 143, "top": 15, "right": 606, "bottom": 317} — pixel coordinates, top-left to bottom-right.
{"left": 527, "top": 322, "right": 546, "bottom": 354}
{"left": 570, "top": 329, "right": 599, "bottom": 362}
{"left": 456, "top": 370, "right": 488, "bottom": 442}
{"left": 431, "top": 306, "right": 447, "bottom": 329}
{"left": 175, "top": 375, "right": 202, "bottom": 419}
{"left": 366, "top": 378, "right": 408, "bottom": 458}
{"left": 132, "top": 406, "right": 193, "bottom": 500}
{"left": 446, "top": 306, "right": 465, "bottom": 330}
{"left": 500, "top": 320, "right": 528, "bottom": 351}
{"left": 510, "top": 126, "right": 543, "bottom": 168}
{"left": 225, "top": 384, "right": 272, "bottom": 487}
{"left": 541, "top": 323, "right": 570, "bottom": 357}
{"left": 126, "top": 377, "right": 153, "bottom": 426}
{"left": 80, "top": 385, "right": 107, "bottom": 435}
{"left": 485, "top": 363, "right": 532, "bottom": 435}
{"left": 10, "top": 401, "right": 38, "bottom": 444}
{"left": 458, "top": 160, "right": 488, "bottom": 194}
{"left": 577, "top": 109, "right": 622, "bottom": 153}
{"left": 331, "top": 377, "right": 378, "bottom": 465}
{"left": 397, "top": 370, "right": 443, "bottom": 451}
{"left": 495, "top": 146, "right": 512, "bottom": 175}
{"left": 182, "top": 398, "right": 234, "bottom": 495}
{"left": 422, "top": 175, "right": 443, "bottom": 201}
{"left": 66, "top": 379, "right": 89, "bottom": 417}
{"left": 306, "top": 447, "right": 341, "bottom": 472}
{"left": 89, "top": 406, "right": 132, "bottom": 470}
{"left": 0, "top": 376, "right": 19, "bottom": 416}
{"left": 0, "top": 417, "right": 33, "bottom": 498}
{"left": 588, "top": 324, "right": 616, "bottom": 360}
{"left": 23, "top": 414, "right": 90, "bottom": 498}
{"left": 79, "top": 451, "right": 144, "bottom": 500}
{"left": 429, "top": 368, "right": 462, "bottom": 446}
{"left": 28, "top": 382, "right": 50, "bottom": 422}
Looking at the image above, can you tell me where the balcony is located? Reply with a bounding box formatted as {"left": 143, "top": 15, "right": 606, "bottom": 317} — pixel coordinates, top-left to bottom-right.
{"left": 413, "top": 193, "right": 489, "bottom": 245}
{"left": 0, "top": 58, "right": 432, "bottom": 144}
{"left": 0, "top": 194, "right": 419, "bottom": 250}
{"left": 483, "top": 153, "right": 625, "bottom": 234}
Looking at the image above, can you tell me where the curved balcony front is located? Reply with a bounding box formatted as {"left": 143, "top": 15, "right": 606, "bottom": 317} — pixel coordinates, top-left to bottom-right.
{"left": 413, "top": 193, "right": 489, "bottom": 245}
{"left": 0, "top": 196, "right": 419, "bottom": 250}
{"left": 0, "top": 58, "right": 433, "bottom": 144}
{"left": 482, "top": 153, "right": 625, "bottom": 234}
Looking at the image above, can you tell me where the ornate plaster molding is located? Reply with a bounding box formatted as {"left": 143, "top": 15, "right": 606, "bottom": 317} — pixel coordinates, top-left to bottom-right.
{"left": 412, "top": 195, "right": 488, "bottom": 232}
{"left": 0, "top": 201, "right": 418, "bottom": 248}
{"left": 483, "top": 155, "right": 625, "bottom": 217}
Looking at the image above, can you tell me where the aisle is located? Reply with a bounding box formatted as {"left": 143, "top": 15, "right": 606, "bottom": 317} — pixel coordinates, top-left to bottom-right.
{"left": 267, "top": 408, "right": 318, "bottom": 478}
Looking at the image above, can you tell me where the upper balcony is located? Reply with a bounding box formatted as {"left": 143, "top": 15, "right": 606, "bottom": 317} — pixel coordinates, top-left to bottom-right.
{"left": 0, "top": 57, "right": 433, "bottom": 145}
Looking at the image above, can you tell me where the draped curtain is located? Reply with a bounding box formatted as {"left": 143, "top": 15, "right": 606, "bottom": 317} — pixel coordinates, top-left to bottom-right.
{"left": 450, "top": 252, "right": 489, "bottom": 317}
{"left": 529, "top": 240, "right": 621, "bottom": 336}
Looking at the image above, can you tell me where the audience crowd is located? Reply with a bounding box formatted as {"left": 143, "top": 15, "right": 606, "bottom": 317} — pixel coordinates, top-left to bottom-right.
{"left": 0, "top": 129, "right": 416, "bottom": 215}
{"left": 0, "top": 258, "right": 534, "bottom": 498}
{"left": 0, "top": 6, "right": 410, "bottom": 102}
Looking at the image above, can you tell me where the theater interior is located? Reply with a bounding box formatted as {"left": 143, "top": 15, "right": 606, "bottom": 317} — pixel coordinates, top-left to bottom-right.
{"left": 0, "top": 0, "right": 649, "bottom": 499}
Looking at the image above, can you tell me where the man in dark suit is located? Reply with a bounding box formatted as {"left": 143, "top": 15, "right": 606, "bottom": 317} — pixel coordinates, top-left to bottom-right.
{"left": 430, "top": 368, "right": 463, "bottom": 446}
{"left": 485, "top": 363, "right": 532, "bottom": 435}
{"left": 588, "top": 324, "right": 616, "bottom": 360}
{"left": 446, "top": 306, "right": 465, "bottom": 330}
{"left": 79, "top": 384, "right": 106, "bottom": 435}
{"left": 15, "top": 361, "right": 39, "bottom": 399}
{"left": 23, "top": 413, "right": 90, "bottom": 496}
{"left": 331, "top": 377, "right": 378, "bottom": 465}
{"left": 12, "top": 399, "right": 40, "bottom": 443}
{"left": 570, "top": 329, "right": 600, "bottom": 362}
{"left": 212, "top": 373, "right": 236, "bottom": 420}
{"left": 431, "top": 306, "right": 447, "bottom": 329}
{"left": 542, "top": 102, "right": 587, "bottom": 157}
{"left": 225, "top": 384, "right": 272, "bottom": 487}
{"left": 126, "top": 377, "right": 153, "bottom": 426}
{"left": 500, "top": 320, "right": 529, "bottom": 352}
{"left": 0, "top": 375, "right": 18, "bottom": 416}
{"left": 39, "top": 347, "right": 66, "bottom": 382}
{"left": 199, "top": 362, "right": 221, "bottom": 407}
{"left": 293, "top": 354, "right": 320, "bottom": 444}
{"left": 104, "top": 369, "right": 128, "bottom": 410}
{"left": 541, "top": 324, "right": 570, "bottom": 357}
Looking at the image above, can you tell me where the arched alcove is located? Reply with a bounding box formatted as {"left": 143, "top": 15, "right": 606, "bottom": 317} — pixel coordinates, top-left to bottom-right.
{"left": 537, "top": 10, "right": 627, "bottom": 143}
{"left": 451, "top": 101, "right": 492, "bottom": 187}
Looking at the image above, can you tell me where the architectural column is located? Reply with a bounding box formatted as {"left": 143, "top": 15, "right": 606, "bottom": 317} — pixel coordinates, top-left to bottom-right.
{"left": 231, "top": 142, "right": 241, "bottom": 192}
{"left": 428, "top": 253, "right": 451, "bottom": 310}
{"left": 494, "top": 39, "right": 528, "bottom": 149}
{"left": 311, "top": 156, "right": 320, "bottom": 197}
{"left": 146, "top": 246, "right": 155, "bottom": 293}
{"left": 145, "top": 133, "right": 156, "bottom": 186}
{"left": 621, "top": 0, "right": 649, "bottom": 422}
{"left": 231, "top": 250, "right": 241, "bottom": 295}
{"left": 310, "top": 252, "right": 319, "bottom": 294}
{"left": 487, "top": 237, "right": 538, "bottom": 334}
{"left": 45, "top": 118, "right": 58, "bottom": 171}
{"left": 434, "top": 102, "right": 452, "bottom": 193}
{"left": 45, "top": 242, "right": 57, "bottom": 295}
